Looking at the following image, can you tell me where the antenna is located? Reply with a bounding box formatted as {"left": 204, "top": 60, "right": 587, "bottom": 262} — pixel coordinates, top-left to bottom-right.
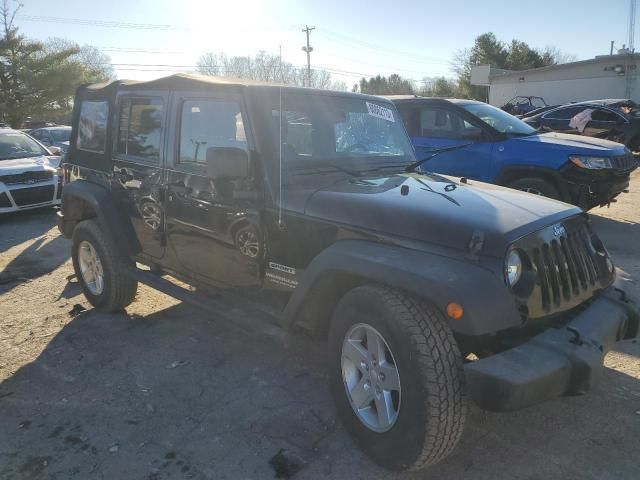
{"left": 278, "top": 45, "right": 284, "bottom": 229}
{"left": 630, "top": 0, "right": 636, "bottom": 52}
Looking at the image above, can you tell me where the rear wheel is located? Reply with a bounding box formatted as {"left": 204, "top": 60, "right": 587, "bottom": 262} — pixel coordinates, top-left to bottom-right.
{"left": 328, "top": 285, "right": 466, "bottom": 471}
{"left": 509, "top": 177, "right": 560, "bottom": 200}
{"left": 72, "top": 219, "right": 137, "bottom": 312}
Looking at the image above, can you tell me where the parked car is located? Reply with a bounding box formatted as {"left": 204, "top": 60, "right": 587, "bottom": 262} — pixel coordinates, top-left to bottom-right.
{"left": 501, "top": 95, "right": 547, "bottom": 115}
{"left": 390, "top": 96, "right": 638, "bottom": 209}
{"left": 523, "top": 100, "right": 640, "bottom": 151}
{"left": 0, "top": 129, "right": 63, "bottom": 213}
{"left": 58, "top": 74, "right": 638, "bottom": 471}
{"left": 517, "top": 104, "right": 559, "bottom": 119}
{"left": 28, "top": 126, "right": 71, "bottom": 154}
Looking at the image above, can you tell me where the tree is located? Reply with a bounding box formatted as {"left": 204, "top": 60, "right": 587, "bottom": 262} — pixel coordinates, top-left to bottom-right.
{"left": 420, "top": 76, "right": 458, "bottom": 97}
{"left": 358, "top": 74, "right": 414, "bottom": 95}
{"left": 0, "top": 1, "right": 114, "bottom": 127}
{"left": 196, "top": 50, "right": 346, "bottom": 91}
{"left": 46, "top": 38, "right": 115, "bottom": 84}
{"left": 451, "top": 32, "right": 575, "bottom": 100}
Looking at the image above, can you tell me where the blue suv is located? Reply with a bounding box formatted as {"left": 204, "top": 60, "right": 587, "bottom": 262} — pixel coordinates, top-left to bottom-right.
{"left": 390, "top": 97, "right": 638, "bottom": 209}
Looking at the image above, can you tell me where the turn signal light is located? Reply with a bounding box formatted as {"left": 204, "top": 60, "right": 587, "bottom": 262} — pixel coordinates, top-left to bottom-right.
{"left": 446, "top": 302, "right": 464, "bottom": 320}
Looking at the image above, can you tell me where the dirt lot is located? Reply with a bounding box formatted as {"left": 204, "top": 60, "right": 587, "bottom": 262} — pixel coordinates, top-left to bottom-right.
{"left": 1, "top": 174, "right": 640, "bottom": 480}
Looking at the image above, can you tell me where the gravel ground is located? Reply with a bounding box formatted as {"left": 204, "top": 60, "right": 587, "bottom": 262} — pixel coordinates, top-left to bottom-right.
{"left": 1, "top": 173, "right": 639, "bottom": 480}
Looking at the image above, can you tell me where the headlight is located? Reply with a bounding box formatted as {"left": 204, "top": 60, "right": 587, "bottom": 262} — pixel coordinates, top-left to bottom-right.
{"left": 569, "top": 155, "right": 613, "bottom": 169}
{"left": 505, "top": 249, "right": 522, "bottom": 287}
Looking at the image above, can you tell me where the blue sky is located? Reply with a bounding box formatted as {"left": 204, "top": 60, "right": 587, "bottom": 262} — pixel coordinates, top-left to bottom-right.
{"left": 15, "top": 0, "right": 636, "bottom": 86}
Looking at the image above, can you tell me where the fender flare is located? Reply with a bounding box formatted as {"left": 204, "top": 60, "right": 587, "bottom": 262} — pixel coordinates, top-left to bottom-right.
{"left": 282, "top": 240, "right": 521, "bottom": 336}
{"left": 60, "top": 180, "right": 140, "bottom": 257}
{"left": 495, "top": 164, "right": 571, "bottom": 202}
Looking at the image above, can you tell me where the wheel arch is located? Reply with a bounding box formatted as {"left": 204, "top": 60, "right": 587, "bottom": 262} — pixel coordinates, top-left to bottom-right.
{"left": 282, "top": 240, "right": 522, "bottom": 338}
{"left": 60, "top": 180, "right": 140, "bottom": 258}
{"left": 495, "top": 165, "right": 570, "bottom": 202}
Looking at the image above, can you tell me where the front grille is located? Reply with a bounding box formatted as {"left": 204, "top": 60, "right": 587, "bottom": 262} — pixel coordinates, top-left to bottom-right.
{"left": 515, "top": 218, "right": 614, "bottom": 318}
{"left": 0, "top": 192, "right": 10, "bottom": 208}
{"left": 0, "top": 170, "right": 53, "bottom": 185}
{"left": 611, "top": 153, "right": 638, "bottom": 171}
{"left": 10, "top": 185, "right": 55, "bottom": 206}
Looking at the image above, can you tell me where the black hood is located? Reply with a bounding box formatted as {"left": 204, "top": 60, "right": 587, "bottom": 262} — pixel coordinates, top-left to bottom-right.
{"left": 302, "top": 173, "right": 582, "bottom": 257}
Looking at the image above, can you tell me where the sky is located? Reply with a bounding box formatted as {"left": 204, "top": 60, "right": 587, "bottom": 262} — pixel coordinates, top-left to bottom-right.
{"left": 14, "top": 0, "right": 638, "bottom": 87}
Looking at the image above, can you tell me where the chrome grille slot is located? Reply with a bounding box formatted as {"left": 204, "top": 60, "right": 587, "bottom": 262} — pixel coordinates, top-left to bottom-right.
{"left": 551, "top": 240, "right": 571, "bottom": 301}
{"left": 559, "top": 236, "right": 580, "bottom": 294}
{"left": 542, "top": 244, "right": 561, "bottom": 306}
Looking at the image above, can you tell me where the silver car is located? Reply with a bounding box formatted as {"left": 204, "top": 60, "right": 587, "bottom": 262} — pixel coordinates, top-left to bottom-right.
{"left": 0, "top": 130, "right": 63, "bottom": 213}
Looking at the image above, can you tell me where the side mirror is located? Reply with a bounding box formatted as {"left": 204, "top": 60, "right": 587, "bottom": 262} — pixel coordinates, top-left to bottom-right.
{"left": 48, "top": 146, "right": 62, "bottom": 155}
{"left": 460, "top": 127, "right": 484, "bottom": 141}
{"left": 206, "top": 147, "right": 249, "bottom": 179}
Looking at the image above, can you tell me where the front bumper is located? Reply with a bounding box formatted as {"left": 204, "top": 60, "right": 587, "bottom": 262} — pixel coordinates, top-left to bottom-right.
{"left": 563, "top": 165, "right": 635, "bottom": 209}
{"left": 0, "top": 177, "right": 62, "bottom": 213}
{"left": 465, "top": 286, "right": 639, "bottom": 411}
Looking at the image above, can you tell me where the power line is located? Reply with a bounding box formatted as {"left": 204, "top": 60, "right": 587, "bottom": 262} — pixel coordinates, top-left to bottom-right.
{"left": 316, "top": 28, "right": 450, "bottom": 66}
{"left": 17, "top": 14, "right": 187, "bottom": 30}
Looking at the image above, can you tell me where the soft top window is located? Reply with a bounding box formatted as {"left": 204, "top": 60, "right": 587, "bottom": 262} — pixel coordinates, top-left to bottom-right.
{"left": 77, "top": 101, "right": 108, "bottom": 154}
{"left": 117, "top": 97, "right": 164, "bottom": 162}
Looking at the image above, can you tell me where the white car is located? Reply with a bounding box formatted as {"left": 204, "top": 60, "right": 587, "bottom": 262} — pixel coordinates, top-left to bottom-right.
{"left": 0, "top": 129, "right": 63, "bottom": 213}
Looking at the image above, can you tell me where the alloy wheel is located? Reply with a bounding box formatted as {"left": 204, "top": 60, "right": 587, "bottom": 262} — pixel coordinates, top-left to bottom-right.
{"left": 341, "top": 323, "right": 401, "bottom": 432}
{"left": 77, "top": 240, "right": 105, "bottom": 295}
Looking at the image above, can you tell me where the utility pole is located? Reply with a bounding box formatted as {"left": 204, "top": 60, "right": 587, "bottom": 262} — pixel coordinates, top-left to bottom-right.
{"left": 301, "top": 25, "right": 315, "bottom": 87}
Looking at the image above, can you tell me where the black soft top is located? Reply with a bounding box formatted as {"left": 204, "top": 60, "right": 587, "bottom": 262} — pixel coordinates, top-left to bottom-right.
{"left": 80, "top": 73, "right": 387, "bottom": 103}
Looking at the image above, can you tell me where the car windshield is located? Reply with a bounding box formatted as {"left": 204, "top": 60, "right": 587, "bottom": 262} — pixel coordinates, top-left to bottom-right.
{"left": 0, "top": 132, "right": 48, "bottom": 160}
{"left": 462, "top": 103, "right": 537, "bottom": 136}
{"left": 531, "top": 97, "right": 547, "bottom": 108}
{"left": 50, "top": 128, "right": 71, "bottom": 142}
{"left": 265, "top": 93, "right": 415, "bottom": 175}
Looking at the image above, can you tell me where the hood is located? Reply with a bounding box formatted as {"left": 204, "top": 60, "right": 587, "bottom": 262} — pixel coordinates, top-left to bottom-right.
{"left": 304, "top": 173, "right": 582, "bottom": 257}
{"left": 0, "top": 155, "right": 58, "bottom": 175}
{"left": 514, "top": 132, "right": 627, "bottom": 154}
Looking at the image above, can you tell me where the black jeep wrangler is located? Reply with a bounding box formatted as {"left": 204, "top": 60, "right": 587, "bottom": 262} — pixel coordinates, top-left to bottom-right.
{"left": 58, "top": 74, "right": 639, "bottom": 471}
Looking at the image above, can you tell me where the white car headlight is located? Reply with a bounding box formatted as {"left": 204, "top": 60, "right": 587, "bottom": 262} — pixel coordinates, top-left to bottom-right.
{"left": 569, "top": 155, "right": 613, "bottom": 169}
{"left": 505, "top": 249, "right": 522, "bottom": 287}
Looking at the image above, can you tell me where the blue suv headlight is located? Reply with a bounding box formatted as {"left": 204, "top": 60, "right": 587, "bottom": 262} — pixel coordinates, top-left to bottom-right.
{"left": 569, "top": 155, "right": 613, "bottom": 169}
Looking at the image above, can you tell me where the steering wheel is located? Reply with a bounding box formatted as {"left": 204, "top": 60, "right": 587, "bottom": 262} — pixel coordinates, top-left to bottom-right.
{"left": 344, "top": 143, "right": 368, "bottom": 153}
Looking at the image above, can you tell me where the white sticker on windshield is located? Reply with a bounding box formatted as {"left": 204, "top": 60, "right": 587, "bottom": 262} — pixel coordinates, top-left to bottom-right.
{"left": 366, "top": 102, "right": 395, "bottom": 123}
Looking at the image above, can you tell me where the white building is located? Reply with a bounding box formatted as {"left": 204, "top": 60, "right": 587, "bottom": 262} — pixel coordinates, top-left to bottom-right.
{"left": 471, "top": 53, "right": 640, "bottom": 107}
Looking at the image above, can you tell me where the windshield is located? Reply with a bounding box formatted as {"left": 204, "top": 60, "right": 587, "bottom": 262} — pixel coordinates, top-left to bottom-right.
{"left": 50, "top": 128, "right": 71, "bottom": 142}
{"left": 531, "top": 97, "right": 547, "bottom": 108}
{"left": 265, "top": 93, "right": 415, "bottom": 174}
{"left": 0, "top": 132, "right": 48, "bottom": 160}
{"left": 462, "top": 102, "right": 537, "bottom": 136}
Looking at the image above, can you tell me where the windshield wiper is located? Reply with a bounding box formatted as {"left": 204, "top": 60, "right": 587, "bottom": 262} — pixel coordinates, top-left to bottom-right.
{"left": 295, "top": 160, "right": 361, "bottom": 177}
{"left": 404, "top": 143, "right": 475, "bottom": 173}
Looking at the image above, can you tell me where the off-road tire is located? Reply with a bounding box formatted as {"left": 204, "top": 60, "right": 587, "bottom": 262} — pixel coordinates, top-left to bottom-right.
{"left": 509, "top": 177, "right": 560, "bottom": 200}
{"left": 328, "top": 285, "right": 466, "bottom": 471}
{"left": 71, "top": 219, "right": 137, "bottom": 312}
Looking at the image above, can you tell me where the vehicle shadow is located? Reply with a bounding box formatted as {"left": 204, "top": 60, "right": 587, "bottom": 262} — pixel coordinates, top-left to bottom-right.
{"left": 0, "top": 235, "right": 70, "bottom": 295}
{"left": 0, "top": 208, "right": 58, "bottom": 253}
{"left": 0, "top": 302, "right": 638, "bottom": 480}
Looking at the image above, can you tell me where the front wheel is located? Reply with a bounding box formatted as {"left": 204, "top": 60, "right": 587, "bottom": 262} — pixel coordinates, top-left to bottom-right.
{"left": 509, "top": 177, "right": 560, "bottom": 200}
{"left": 328, "top": 285, "right": 466, "bottom": 471}
{"left": 71, "top": 219, "right": 138, "bottom": 312}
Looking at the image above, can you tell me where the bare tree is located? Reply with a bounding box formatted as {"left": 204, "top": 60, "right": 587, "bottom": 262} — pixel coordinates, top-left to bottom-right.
{"left": 196, "top": 50, "right": 346, "bottom": 90}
